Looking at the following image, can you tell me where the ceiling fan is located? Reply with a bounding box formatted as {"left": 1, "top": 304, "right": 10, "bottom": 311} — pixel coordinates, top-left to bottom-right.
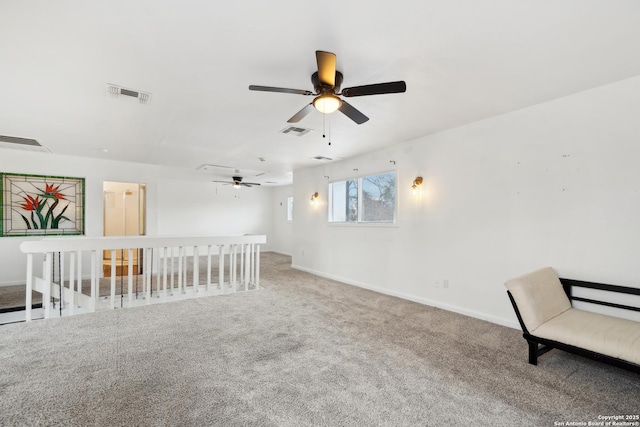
{"left": 212, "top": 176, "right": 261, "bottom": 188}
{"left": 249, "top": 51, "right": 406, "bottom": 125}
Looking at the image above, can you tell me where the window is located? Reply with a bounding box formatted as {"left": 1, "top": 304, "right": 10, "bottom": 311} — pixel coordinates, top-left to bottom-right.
{"left": 329, "top": 179, "right": 358, "bottom": 222}
{"left": 287, "top": 196, "right": 293, "bottom": 221}
{"left": 329, "top": 171, "right": 396, "bottom": 223}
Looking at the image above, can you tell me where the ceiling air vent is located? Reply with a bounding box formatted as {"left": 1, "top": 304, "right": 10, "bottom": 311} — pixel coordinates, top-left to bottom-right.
{"left": 0, "top": 135, "right": 51, "bottom": 153}
{"left": 107, "top": 84, "right": 151, "bottom": 104}
{"left": 280, "top": 126, "right": 312, "bottom": 137}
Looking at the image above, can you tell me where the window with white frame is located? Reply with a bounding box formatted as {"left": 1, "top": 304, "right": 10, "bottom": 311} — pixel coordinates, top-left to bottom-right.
{"left": 287, "top": 196, "right": 294, "bottom": 221}
{"left": 328, "top": 171, "right": 396, "bottom": 223}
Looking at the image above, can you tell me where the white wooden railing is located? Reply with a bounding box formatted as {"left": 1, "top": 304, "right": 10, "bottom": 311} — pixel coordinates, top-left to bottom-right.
{"left": 19, "top": 235, "right": 266, "bottom": 321}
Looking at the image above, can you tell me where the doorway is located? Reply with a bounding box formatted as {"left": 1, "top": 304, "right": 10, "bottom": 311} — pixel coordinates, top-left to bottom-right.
{"left": 103, "top": 181, "right": 146, "bottom": 277}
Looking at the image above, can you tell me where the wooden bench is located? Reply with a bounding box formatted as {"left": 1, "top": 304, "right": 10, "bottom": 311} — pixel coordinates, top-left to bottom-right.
{"left": 505, "top": 267, "right": 640, "bottom": 374}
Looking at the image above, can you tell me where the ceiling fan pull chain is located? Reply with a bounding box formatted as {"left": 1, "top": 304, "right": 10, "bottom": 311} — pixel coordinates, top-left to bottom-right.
{"left": 322, "top": 112, "right": 326, "bottom": 139}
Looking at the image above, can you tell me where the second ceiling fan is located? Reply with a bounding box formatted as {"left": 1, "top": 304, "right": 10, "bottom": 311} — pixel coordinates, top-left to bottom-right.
{"left": 212, "top": 176, "right": 260, "bottom": 188}
{"left": 249, "top": 51, "right": 406, "bottom": 125}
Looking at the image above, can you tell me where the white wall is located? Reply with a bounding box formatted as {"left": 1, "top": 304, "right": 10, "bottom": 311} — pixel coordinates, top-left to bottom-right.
{"left": 269, "top": 185, "right": 294, "bottom": 256}
{"left": 292, "top": 75, "right": 640, "bottom": 328}
{"left": 0, "top": 151, "right": 274, "bottom": 285}
{"left": 157, "top": 177, "right": 272, "bottom": 237}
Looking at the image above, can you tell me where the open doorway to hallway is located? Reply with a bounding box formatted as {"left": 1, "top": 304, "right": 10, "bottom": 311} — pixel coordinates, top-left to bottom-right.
{"left": 103, "top": 182, "right": 146, "bottom": 277}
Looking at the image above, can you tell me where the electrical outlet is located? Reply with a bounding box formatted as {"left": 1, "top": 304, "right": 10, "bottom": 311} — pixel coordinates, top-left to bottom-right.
{"left": 443, "top": 279, "right": 449, "bottom": 289}
{"left": 435, "top": 280, "right": 441, "bottom": 288}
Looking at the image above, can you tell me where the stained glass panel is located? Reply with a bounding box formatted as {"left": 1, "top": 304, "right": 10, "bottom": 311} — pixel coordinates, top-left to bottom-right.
{"left": 1, "top": 172, "right": 85, "bottom": 237}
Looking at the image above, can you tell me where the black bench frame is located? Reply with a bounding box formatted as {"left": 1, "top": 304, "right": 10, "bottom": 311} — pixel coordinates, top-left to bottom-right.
{"left": 507, "top": 278, "right": 640, "bottom": 374}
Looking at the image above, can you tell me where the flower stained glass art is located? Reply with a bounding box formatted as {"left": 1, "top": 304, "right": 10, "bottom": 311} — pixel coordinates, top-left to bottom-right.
{"left": 1, "top": 173, "right": 85, "bottom": 237}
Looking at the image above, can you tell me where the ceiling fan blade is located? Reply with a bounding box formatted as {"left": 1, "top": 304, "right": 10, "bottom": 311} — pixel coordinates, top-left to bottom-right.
{"left": 287, "top": 103, "right": 314, "bottom": 123}
{"left": 249, "top": 85, "right": 313, "bottom": 96}
{"left": 316, "top": 51, "right": 336, "bottom": 87}
{"left": 242, "top": 182, "right": 261, "bottom": 187}
{"left": 338, "top": 100, "right": 369, "bottom": 125}
{"left": 341, "top": 81, "right": 406, "bottom": 97}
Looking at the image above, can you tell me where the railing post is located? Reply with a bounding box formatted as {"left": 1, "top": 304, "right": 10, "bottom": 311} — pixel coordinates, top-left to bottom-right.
{"left": 69, "top": 252, "right": 75, "bottom": 315}
{"left": 162, "top": 247, "right": 167, "bottom": 299}
{"left": 178, "top": 246, "right": 183, "bottom": 294}
{"left": 60, "top": 252, "right": 66, "bottom": 310}
{"left": 206, "top": 245, "right": 212, "bottom": 292}
{"left": 110, "top": 249, "right": 116, "bottom": 309}
{"left": 91, "top": 250, "right": 97, "bottom": 312}
{"left": 255, "top": 245, "right": 260, "bottom": 290}
{"left": 128, "top": 248, "right": 134, "bottom": 306}
{"left": 146, "top": 247, "right": 152, "bottom": 303}
{"left": 25, "top": 254, "right": 33, "bottom": 322}
{"left": 193, "top": 245, "right": 199, "bottom": 293}
{"left": 218, "top": 245, "right": 224, "bottom": 292}
{"left": 244, "top": 244, "right": 250, "bottom": 291}
{"left": 76, "top": 250, "right": 82, "bottom": 295}
{"left": 182, "top": 248, "right": 187, "bottom": 294}
{"left": 249, "top": 243, "right": 256, "bottom": 291}
{"left": 43, "top": 252, "right": 52, "bottom": 319}
{"left": 152, "top": 247, "right": 158, "bottom": 299}
{"left": 240, "top": 244, "right": 245, "bottom": 287}
{"left": 170, "top": 247, "right": 175, "bottom": 295}
{"left": 230, "top": 244, "right": 236, "bottom": 289}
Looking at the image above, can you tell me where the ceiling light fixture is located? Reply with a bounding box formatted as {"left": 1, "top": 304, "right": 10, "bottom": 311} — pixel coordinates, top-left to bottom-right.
{"left": 313, "top": 94, "right": 342, "bottom": 114}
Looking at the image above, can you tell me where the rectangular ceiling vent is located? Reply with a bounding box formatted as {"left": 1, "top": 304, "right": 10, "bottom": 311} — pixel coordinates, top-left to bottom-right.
{"left": 0, "top": 135, "right": 51, "bottom": 153}
{"left": 107, "top": 84, "right": 151, "bottom": 104}
{"left": 312, "top": 156, "right": 333, "bottom": 161}
{"left": 280, "top": 126, "right": 312, "bottom": 137}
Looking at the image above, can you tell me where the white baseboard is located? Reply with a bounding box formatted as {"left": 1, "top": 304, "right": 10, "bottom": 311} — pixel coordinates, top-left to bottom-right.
{"left": 268, "top": 250, "right": 292, "bottom": 257}
{"left": 0, "top": 280, "right": 26, "bottom": 287}
{"left": 291, "top": 264, "right": 520, "bottom": 330}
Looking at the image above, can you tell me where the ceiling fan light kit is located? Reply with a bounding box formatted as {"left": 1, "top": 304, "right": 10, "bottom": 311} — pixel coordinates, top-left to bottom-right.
{"left": 313, "top": 94, "right": 342, "bottom": 114}
{"left": 249, "top": 50, "right": 406, "bottom": 125}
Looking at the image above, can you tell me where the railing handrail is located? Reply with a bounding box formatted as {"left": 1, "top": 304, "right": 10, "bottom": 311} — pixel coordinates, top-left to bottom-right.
{"left": 20, "top": 234, "right": 267, "bottom": 254}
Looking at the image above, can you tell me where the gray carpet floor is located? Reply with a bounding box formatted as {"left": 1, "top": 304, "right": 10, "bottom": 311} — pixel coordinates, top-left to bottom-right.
{"left": 0, "top": 252, "right": 638, "bottom": 426}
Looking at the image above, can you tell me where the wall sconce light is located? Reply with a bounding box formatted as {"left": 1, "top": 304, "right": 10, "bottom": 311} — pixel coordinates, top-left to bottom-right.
{"left": 411, "top": 177, "right": 423, "bottom": 194}
{"left": 310, "top": 192, "right": 319, "bottom": 205}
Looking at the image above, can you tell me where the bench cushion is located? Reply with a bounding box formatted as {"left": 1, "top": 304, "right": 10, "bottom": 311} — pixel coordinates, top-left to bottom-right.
{"left": 533, "top": 308, "right": 640, "bottom": 366}
{"left": 505, "top": 267, "right": 571, "bottom": 331}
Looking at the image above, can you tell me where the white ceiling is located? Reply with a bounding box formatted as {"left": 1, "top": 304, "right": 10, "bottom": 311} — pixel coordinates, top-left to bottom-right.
{"left": 2, "top": 1, "right": 640, "bottom": 185}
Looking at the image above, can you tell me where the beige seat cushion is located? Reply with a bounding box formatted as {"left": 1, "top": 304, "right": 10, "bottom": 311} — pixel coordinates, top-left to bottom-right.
{"left": 505, "top": 267, "right": 571, "bottom": 331}
{"left": 534, "top": 308, "right": 640, "bottom": 366}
